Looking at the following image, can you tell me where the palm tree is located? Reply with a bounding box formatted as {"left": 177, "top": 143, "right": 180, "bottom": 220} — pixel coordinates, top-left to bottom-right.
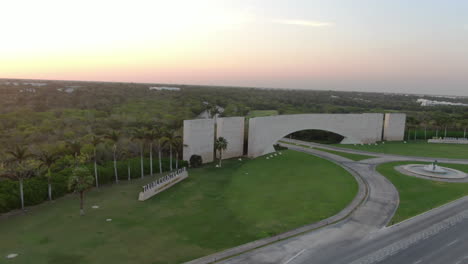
{"left": 90, "top": 135, "right": 103, "bottom": 188}
{"left": 118, "top": 147, "right": 133, "bottom": 181}
{"left": 132, "top": 128, "right": 146, "bottom": 179}
{"left": 153, "top": 126, "right": 166, "bottom": 174}
{"left": 161, "top": 130, "right": 182, "bottom": 171}
{"left": 173, "top": 140, "right": 184, "bottom": 169}
{"left": 68, "top": 166, "right": 94, "bottom": 216}
{"left": 144, "top": 128, "right": 158, "bottom": 177}
{"left": 105, "top": 130, "right": 120, "bottom": 183}
{"left": 2, "top": 145, "right": 35, "bottom": 210}
{"left": 214, "top": 137, "right": 228, "bottom": 167}
{"left": 36, "top": 150, "right": 59, "bottom": 201}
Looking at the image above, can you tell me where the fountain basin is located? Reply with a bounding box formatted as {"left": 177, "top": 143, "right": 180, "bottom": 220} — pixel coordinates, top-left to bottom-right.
{"left": 400, "top": 164, "right": 467, "bottom": 179}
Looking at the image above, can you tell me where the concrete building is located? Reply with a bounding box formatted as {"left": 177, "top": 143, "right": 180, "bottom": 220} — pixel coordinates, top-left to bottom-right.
{"left": 383, "top": 113, "right": 406, "bottom": 141}
{"left": 247, "top": 113, "right": 384, "bottom": 158}
{"left": 183, "top": 119, "right": 215, "bottom": 163}
{"left": 183, "top": 112, "right": 407, "bottom": 162}
{"left": 216, "top": 117, "right": 245, "bottom": 159}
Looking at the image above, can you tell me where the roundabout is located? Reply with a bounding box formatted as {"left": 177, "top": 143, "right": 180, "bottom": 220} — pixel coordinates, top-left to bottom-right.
{"left": 398, "top": 162, "right": 467, "bottom": 180}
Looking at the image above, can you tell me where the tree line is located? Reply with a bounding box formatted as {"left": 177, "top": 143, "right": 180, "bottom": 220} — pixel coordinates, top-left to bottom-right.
{"left": 0, "top": 125, "right": 184, "bottom": 214}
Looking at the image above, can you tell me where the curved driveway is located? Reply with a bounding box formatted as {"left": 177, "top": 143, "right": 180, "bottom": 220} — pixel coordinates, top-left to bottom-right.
{"left": 218, "top": 142, "right": 400, "bottom": 264}
{"left": 187, "top": 139, "right": 468, "bottom": 264}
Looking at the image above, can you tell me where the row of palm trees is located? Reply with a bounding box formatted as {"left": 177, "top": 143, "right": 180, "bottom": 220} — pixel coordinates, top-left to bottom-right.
{"left": 0, "top": 126, "right": 183, "bottom": 211}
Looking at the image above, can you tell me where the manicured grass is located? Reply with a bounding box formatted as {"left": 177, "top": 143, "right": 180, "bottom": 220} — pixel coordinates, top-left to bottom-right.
{"left": 0, "top": 150, "right": 357, "bottom": 264}
{"left": 246, "top": 110, "right": 279, "bottom": 118}
{"left": 312, "top": 147, "right": 375, "bottom": 161}
{"left": 333, "top": 141, "right": 468, "bottom": 159}
{"left": 377, "top": 161, "right": 468, "bottom": 224}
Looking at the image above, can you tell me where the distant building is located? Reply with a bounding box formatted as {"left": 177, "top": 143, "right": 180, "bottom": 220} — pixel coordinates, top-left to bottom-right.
{"left": 149, "top": 86, "right": 181, "bottom": 91}
{"left": 417, "top": 98, "right": 468, "bottom": 107}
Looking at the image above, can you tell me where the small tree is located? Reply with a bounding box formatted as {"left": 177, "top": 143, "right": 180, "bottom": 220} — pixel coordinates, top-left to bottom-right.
{"left": 214, "top": 137, "right": 228, "bottom": 167}
{"left": 68, "top": 166, "right": 94, "bottom": 216}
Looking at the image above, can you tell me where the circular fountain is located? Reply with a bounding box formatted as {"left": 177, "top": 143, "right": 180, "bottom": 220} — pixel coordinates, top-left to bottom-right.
{"left": 399, "top": 161, "right": 467, "bottom": 179}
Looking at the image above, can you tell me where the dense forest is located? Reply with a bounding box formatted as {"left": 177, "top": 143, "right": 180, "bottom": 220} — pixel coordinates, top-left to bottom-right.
{"left": 1, "top": 78, "right": 467, "bottom": 213}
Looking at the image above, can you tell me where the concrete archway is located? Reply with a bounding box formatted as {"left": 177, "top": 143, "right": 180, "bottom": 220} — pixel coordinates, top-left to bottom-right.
{"left": 247, "top": 113, "right": 384, "bottom": 158}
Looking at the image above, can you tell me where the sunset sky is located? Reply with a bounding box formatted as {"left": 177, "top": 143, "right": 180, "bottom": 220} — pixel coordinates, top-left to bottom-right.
{"left": 1, "top": 0, "right": 467, "bottom": 95}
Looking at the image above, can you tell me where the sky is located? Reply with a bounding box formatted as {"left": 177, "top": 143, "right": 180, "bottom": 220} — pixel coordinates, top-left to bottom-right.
{"left": 1, "top": 0, "right": 467, "bottom": 96}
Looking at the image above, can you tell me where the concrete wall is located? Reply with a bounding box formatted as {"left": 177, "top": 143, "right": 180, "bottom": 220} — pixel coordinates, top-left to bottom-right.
{"left": 139, "top": 168, "right": 188, "bottom": 201}
{"left": 248, "top": 113, "right": 384, "bottom": 158}
{"left": 383, "top": 113, "right": 406, "bottom": 141}
{"left": 216, "top": 117, "right": 245, "bottom": 159}
{"left": 183, "top": 119, "right": 214, "bottom": 163}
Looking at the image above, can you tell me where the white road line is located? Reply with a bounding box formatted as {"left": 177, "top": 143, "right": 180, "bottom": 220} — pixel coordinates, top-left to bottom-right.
{"left": 413, "top": 260, "right": 422, "bottom": 264}
{"left": 447, "top": 239, "right": 459, "bottom": 247}
{"left": 454, "top": 256, "right": 468, "bottom": 264}
{"left": 283, "top": 249, "right": 306, "bottom": 264}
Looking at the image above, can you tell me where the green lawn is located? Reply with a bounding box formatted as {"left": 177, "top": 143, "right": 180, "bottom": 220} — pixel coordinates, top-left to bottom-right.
{"left": 0, "top": 150, "right": 357, "bottom": 264}
{"left": 333, "top": 141, "right": 468, "bottom": 159}
{"left": 246, "top": 110, "right": 279, "bottom": 118}
{"left": 377, "top": 161, "right": 468, "bottom": 224}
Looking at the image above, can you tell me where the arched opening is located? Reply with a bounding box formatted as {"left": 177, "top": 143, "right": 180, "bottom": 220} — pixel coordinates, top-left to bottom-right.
{"left": 286, "top": 129, "right": 345, "bottom": 144}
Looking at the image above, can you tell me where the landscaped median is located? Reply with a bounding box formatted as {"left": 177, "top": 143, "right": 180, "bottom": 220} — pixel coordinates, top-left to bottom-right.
{"left": 377, "top": 161, "right": 468, "bottom": 225}
{"left": 333, "top": 141, "right": 468, "bottom": 159}
{"left": 0, "top": 150, "right": 358, "bottom": 264}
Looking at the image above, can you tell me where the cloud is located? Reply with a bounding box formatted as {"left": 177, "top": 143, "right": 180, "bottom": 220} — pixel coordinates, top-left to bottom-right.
{"left": 274, "top": 19, "right": 334, "bottom": 27}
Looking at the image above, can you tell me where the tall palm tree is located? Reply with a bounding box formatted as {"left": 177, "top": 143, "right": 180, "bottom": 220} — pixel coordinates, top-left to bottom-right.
{"left": 3, "top": 145, "right": 35, "bottom": 210}
{"left": 118, "top": 148, "right": 133, "bottom": 181}
{"left": 161, "top": 130, "right": 182, "bottom": 171}
{"left": 144, "top": 128, "right": 158, "bottom": 177}
{"left": 36, "top": 150, "right": 58, "bottom": 201}
{"left": 90, "top": 135, "right": 103, "bottom": 188}
{"left": 153, "top": 126, "right": 166, "bottom": 174}
{"left": 214, "top": 137, "right": 228, "bottom": 167}
{"left": 105, "top": 130, "right": 120, "bottom": 183}
{"left": 132, "top": 128, "right": 146, "bottom": 179}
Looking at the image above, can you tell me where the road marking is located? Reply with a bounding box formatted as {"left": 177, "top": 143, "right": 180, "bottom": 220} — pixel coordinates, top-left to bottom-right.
{"left": 413, "top": 260, "right": 422, "bottom": 264}
{"left": 454, "top": 255, "right": 468, "bottom": 264}
{"left": 283, "top": 249, "right": 306, "bottom": 264}
{"left": 447, "top": 239, "right": 459, "bottom": 247}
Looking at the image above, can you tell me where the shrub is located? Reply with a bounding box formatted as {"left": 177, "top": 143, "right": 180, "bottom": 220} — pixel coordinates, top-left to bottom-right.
{"left": 190, "top": 155, "right": 203, "bottom": 168}
{"left": 274, "top": 144, "right": 288, "bottom": 151}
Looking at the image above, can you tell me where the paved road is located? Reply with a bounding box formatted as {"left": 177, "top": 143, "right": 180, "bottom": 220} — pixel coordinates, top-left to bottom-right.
{"left": 216, "top": 140, "right": 468, "bottom": 264}
{"left": 282, "top": 138, "right": 468, "bottom": 165}
{"left": 379, "top": 216, "right": 468, "bottom": 264}
{"left": 219, "top": 143, "right": 399, "bottom": 264}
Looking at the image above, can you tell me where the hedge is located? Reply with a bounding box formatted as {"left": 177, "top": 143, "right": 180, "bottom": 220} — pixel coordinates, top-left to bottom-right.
{"left": 0, "top": 157, "right": 187, "bottom": 214}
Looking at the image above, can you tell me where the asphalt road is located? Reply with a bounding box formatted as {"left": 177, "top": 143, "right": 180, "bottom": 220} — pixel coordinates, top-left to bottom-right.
{"left": 379, "top": 217, "right": 468, "bottom": 264}
{"left": 189, "top": 139, "right": 468, "bottom": 264}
